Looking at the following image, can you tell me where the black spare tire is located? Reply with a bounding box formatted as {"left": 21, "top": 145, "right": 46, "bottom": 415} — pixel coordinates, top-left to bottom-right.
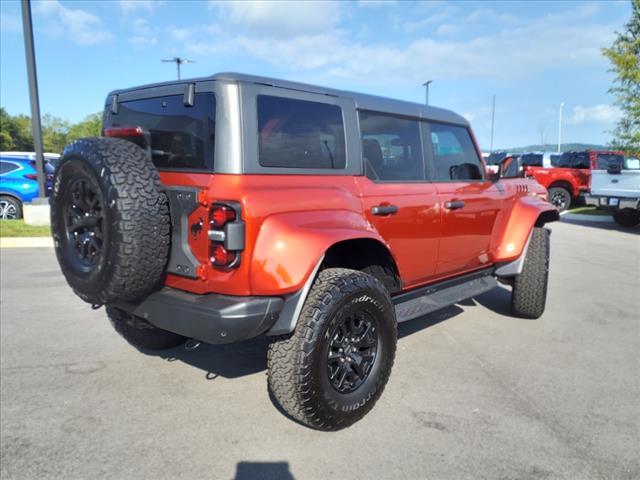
{"left": 51, "top": 137, "right": 170, "bottom": 305}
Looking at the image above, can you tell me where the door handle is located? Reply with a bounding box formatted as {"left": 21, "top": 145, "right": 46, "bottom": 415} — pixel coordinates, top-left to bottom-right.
{"left": 371, "top": 204, "right": 398, "bottom": 216}
{"left": 444, "top": 200, "right": 465, "bottom": 210}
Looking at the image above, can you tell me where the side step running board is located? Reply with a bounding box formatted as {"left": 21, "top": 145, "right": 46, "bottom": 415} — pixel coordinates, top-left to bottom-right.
{"left": 393, "top": 270, "right": 497, "bottom": 323}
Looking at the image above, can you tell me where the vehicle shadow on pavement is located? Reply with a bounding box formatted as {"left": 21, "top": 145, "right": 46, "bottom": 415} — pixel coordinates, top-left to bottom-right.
{"left": 151, "top": 287, "right": 515, "bottom": 381}
{"left": 233, "top": 461, "right": 294, "bottom": 480}
{"left": 154, "top": 336, "right": 269, "bottom": 379}
{"left": 560, "top": 217, "right": 640, "bottom": 235}
{"left": 473, "top": 285, "right": 514, "bottom": 317}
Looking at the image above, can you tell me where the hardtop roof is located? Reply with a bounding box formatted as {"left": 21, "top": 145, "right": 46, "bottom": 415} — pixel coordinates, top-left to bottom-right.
{"left": 108, "top": 72, "right": 468, "bottom": 126}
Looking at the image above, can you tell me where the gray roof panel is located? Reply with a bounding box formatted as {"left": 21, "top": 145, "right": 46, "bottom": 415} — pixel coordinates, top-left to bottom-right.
{"left": 107, "top": 72, "right": 468, "bottom": 125}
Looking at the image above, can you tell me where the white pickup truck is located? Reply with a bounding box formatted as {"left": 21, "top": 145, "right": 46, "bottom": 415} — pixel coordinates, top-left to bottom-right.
{"left": 585, "top": 157, "right": 640, "bottom": 227}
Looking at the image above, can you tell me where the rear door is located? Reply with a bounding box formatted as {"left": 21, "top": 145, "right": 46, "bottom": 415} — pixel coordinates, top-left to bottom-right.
{"left": 355, "top": 111, "right": 441, "bottom": 288}
{"left": 426, "top": 122, "right": 503, "bottom": 276}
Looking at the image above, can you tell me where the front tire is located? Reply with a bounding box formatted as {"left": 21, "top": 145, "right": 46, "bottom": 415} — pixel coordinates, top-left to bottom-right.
{"left": 511, "top": 228, "right": 550, "bottom": 319}
{"left": 612, "top": 209, "right": 640, "bottom": 227}
{"left": 106, "top": 306, "right": 187, "bottom": 351}
{"left": 268, "top": 268, "right": 397, "bottom": 431}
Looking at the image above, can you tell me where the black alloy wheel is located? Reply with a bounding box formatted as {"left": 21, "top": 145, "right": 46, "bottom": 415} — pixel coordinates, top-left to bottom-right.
{"left": 326, "top": 312, "right": 378, "bottom": 393}
{"left": 63, "top": 178, "right": 105, "bottom": 270}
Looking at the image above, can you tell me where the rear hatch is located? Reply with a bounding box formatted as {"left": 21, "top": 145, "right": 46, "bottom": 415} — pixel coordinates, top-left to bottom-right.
{"left": 103, "top": 91, "right": 215, "bottom": 172}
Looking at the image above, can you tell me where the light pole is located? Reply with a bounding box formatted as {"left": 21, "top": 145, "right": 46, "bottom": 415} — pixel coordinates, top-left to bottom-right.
{"left": 20, "top": 0, "right": 46, "bottom": 200}
{"left": 557, "top": 102, "right": 565, "bottom": 152}
{"left": 490, "top": 94, "right": 496, "bottom": 153}
{"left": 422, "top": 80, "right": 433, "bottom": 106}
{"left": 161, "top": 57, "right": 194, "bottom": 80}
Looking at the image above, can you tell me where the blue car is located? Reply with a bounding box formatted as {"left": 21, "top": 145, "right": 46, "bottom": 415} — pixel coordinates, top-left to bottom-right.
{"left": 0, "top": 156, "right": 54, "bottom": 219}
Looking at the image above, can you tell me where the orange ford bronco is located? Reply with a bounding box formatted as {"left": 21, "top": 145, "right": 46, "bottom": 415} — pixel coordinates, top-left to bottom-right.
{"left": 51, "top": 73, "right": 559, "bottom": 430}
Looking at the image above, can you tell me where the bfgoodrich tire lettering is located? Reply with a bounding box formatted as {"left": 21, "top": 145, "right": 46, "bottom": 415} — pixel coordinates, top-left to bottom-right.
{"left": 51, "top": 137, "right": 170, "bottom": 305}
{"left": 267, "top": 268, "right": 397, "bottom": 431}
{"left": 511, "top": 227, "right": 550, "bottom": 319}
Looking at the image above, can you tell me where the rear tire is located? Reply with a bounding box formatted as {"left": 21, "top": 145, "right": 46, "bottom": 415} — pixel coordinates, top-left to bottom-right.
{"left": 268, "top": 268, "right": 397, "bottom": 431}
{"left": 511, "top": 228, "right": 550, "bottom": 319}
{"left": 0, "top": 196, "right": 22, "bottom": 220}
{"left": 548, "top": 187, "right": 571, "bottom": 212}
{"left": 106, "top": 306, "right": 187, "bottom": 351}
{"left": 612, "top": 209, "right": 640, "bottom": 227}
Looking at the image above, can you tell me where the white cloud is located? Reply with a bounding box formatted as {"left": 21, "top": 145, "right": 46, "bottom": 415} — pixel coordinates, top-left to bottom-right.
{"left": 210, "top": 0, "right": 344, "bottom": 36}
{"left": 567, "top": 105, "right": 622, "bottom": 125}
{"left": 168, "top": 27, "right": 192, "bottom": 42}
{"left": 1, "top": 12, "right": 22, "bottom": 33}
{"left": 129, "top": 19, "right": 157, "bottom": 48}
{"left": 118, "top": 0, "right": 160, "bottom": 14}
{"left": 170, "top": 3, "right": 616, "bottom": 92}
{"left": 34, "top": 0, "right": 112, "bottom": 45}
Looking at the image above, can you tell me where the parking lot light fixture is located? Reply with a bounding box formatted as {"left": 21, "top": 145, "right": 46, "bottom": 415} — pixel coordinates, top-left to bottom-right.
{"left": 558, "top": 102, "right": 565, "bottom": 153}
{"left": 422, "top": 80, "right": 433, "bottom": 105}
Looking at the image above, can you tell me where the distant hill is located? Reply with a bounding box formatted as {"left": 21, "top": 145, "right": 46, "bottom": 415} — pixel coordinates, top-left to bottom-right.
{"left": 493, "top": 143, "right": 608, "bottom": 153}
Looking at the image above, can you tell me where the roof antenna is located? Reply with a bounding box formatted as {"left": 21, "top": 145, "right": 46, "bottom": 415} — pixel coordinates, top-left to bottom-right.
{"left": 161, "top": 57, "right": 195, "bottom": 80}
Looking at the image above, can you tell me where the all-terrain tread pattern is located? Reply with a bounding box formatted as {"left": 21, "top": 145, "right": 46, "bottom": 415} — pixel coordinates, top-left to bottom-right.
{"left": 51, "top": 137, "right": 170, "bottom": 305}
{"left": 511, "top": 227, "right": 550, "bottom": 319}
{"left": 106, "top": 306, "right": 186, "bottom": 351}
{"left": 267, "top": 268, "right": 397, "bottom": 430}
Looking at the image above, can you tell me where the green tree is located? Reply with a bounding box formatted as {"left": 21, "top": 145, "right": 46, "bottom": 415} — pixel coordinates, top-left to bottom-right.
{"left": 603, "top": 0, "right": 640, "bottom": 154}
{"left": 0, "top": 107, "right": 34, "bottom": 151}
{"left": 0, "top": 130, "right": 13, "bottom": 150}
{"left": 41, "top": 114, "right": 70, "bottom": 153}
{"left": 67, "top": 112, "right": 102, "bottom": 142}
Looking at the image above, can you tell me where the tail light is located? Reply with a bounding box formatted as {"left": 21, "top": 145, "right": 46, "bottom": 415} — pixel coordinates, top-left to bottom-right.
{"left": 211, "top": 205, "right": 236, "bottom": 228}
{"left": 208, "top": 202, "right": 244, "bottom": 268}
{"left": 24, "top": 173, "right": 38, "bottom": 180}
{"left": 104, "top": 126, "right": 144, "bottom": 138}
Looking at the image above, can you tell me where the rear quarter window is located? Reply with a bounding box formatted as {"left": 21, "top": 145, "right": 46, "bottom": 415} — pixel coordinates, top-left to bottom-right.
{"left": 257, "top": 95, "right": 346, "bottom": 169}
{"left": 109, "top": 93, "right": 215, "bottom": 170}
{"left": 0, "top": 161, "right": 20, "bottom": 175}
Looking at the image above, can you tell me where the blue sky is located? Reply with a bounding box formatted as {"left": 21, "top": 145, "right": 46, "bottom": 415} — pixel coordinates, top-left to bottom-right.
{"left": 0, "top": 0, "right": 631, "bottom": 149}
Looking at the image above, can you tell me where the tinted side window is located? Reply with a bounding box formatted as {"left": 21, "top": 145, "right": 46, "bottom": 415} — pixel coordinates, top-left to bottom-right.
{"left": 521, "top": 153, "right": 543, "bottom": 167}
{"left": 597, "top": 153, "right": 624, "bottom": 170}
{"left": 0, "top": 161, "right": 20, "bottom": 175}
{"left": 359, "top": 111, "right": 424, "bottom": 181}
{"left": 114, "top": 93, "right": 215, "bottom": 170}
{"left": 557, "top": 152, "right": 589, "bottom": 169}
{"left": 550, "top": 154, "right": 561, "bottom": 166}
{"left": 430, "top": 123, "right": 483, "bottom": 180}
{"left": 257, "top": 95, "right": 345, "bottom": 169}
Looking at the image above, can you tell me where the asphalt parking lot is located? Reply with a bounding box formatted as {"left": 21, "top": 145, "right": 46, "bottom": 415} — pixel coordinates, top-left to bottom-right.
{"left": 1, "top": 218, "right": 638, "bottom": 480}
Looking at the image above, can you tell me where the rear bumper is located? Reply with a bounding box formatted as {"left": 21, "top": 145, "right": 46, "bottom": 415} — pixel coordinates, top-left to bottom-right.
{"left": 116, "top": 288, "right": 284, "bottom": 345}
{"left": 585, "top": 194, "right": 639, "bottom": 210}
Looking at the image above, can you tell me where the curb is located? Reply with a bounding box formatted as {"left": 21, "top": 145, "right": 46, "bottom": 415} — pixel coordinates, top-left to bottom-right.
{"left": 0, "top": 237, "right": 54, "bottom": 248}
{"left": 561, "top": 213, "right": 612, "bottom": 223}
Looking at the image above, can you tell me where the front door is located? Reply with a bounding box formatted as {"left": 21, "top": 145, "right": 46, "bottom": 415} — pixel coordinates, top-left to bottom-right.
{"left": 355, "top": 111, "right": 441, "bottom": 288}
{"left": 427, "top": 122, "right": 502, "bottom": 276}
